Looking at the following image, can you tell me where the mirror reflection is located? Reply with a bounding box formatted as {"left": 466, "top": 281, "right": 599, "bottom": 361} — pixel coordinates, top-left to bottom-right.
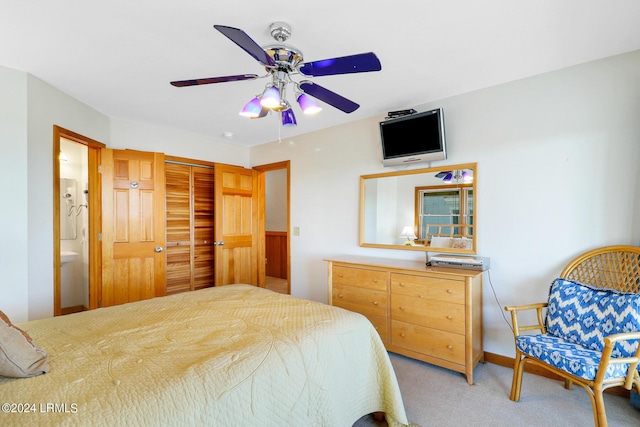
{"left": 360, "top": 163, "right": 477, "bottom": 254}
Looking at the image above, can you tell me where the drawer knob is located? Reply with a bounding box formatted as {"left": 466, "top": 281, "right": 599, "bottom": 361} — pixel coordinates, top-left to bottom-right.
{"left": 447, "top": 315, "right": 453, "bottom": 320}
{"left": 338, "top": 294, "right": 344, "bottom": 299}
{"left": 372, "top": 279, "right": 378, "bottom": 283}
{"left": 400, "top": 333, "right": 406, "bottom": 338}
{"left": 372, "top": 301, "right": 379, "bottom": 305}
{"left": 399, "top": 282, "right": 405, "bottom": 287}
{"left": 399, "top": 306, "right": 405, "bottom": 311}
{"left": 447, "top": 345, "right": 453, "bottom": 350}
{"left": 338, "top": 274, "right": 343, "bottom": 277}
{"left": 447, "top": 289, "right": 453, "bottom": 294}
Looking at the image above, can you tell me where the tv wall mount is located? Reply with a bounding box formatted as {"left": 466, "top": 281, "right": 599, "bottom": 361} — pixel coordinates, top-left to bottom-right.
{"left": 385, "top": 109, "right": 417, "bottom": 120}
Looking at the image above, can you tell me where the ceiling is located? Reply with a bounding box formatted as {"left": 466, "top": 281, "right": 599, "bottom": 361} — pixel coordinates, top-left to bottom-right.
{"left": 2, "top": 1, "right": 640, "bottom": 147}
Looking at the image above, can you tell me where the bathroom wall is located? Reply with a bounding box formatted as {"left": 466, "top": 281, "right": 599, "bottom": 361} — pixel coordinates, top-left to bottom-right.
{"left": 59, "top": 138, "right": 88, "bottom": 310}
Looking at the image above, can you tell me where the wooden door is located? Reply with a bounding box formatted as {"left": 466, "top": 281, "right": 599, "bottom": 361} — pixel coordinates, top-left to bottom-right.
{"left": 165, "top": 163, "right": 214, "bottom": 294}
{"left": 214, "top": 164, "right": 258, "bottom": 286}
{"left": 101, "top": 149, "right": 166, "bottom": 306}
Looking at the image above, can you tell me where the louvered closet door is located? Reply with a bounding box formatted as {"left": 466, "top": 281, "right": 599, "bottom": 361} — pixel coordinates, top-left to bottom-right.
{"left": 165, "top": 163, "right": 214, "bottom": 294}
{"left": 165, "top": 164, "right": 192, "bottom": 294}
{"left": 192, "top": 167, "right": 215, "bottom": 290}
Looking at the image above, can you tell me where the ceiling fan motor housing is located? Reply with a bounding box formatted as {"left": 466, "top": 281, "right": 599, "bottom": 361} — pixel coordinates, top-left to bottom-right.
{"left": 264, "top": 22, "right": 303, "bottom": 72}
{"left": 269, "top": 22, "right": 291, "bottom": 42}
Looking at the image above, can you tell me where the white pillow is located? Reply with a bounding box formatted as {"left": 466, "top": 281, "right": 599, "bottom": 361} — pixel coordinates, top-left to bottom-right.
{"left": 451, "top": 237, "right": 473, "bottom": 250}
{"left": 0, "top": 311, "right": 50, "bottom": 378}
{"left": 429, "top": 236, "right": 452, "bottom": 248}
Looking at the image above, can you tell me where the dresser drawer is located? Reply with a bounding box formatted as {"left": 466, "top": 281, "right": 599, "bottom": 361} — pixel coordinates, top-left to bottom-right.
{"left": 332, "top": 283, "right": 387, "bottom": 318}
{"left": 391, "top": 273, "right": 465, "bottom": 304}
{"left": 391, "top": 293, "right": 465, "bottom": 334}
{"left": 391, "top": 320, "right": 465, "bottom": 365}
{"left": 366, "top": 314, "right": 388, "bottom": 344}
{"left": 333, "top": 265, "right": 387, "bottom": 291}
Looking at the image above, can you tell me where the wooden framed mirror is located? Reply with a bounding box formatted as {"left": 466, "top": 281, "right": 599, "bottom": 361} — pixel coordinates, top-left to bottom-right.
{"left": 359, "top": 162, "right": 477, "bottom": 254}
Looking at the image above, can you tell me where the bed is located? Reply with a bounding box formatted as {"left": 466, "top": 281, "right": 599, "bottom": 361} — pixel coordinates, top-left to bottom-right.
{"left": 0, "top": 284, "right": 408, "bottom": 426}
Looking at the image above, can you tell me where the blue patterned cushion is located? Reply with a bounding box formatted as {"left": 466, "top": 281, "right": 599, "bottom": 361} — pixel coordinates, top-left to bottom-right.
{"left": 516, "top": 334, "right": 632, "bottom": 381}
{"left": 545, "top": 278, "right": 640, "bottom": 358}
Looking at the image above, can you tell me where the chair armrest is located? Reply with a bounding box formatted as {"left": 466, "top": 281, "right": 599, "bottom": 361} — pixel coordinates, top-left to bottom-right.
{"left": 596, "top": 331, "right": 640, "bottom": 389}
{"left": 504, "top": 302, "right": 548, "bottom": 337}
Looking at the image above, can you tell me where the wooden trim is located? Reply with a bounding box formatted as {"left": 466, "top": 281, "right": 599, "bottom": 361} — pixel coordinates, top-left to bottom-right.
{"left": 53, "top": 130, "right": 61, "bottom": 316}
{"left": 54, "top": 126, "right": 105, "bottom": 149}
{"left": 265, "top": 231, "right": 288, "bottom": 279}
{"left": 60, "top": 305, "right": 86, "bottom": 315}
{"left": 483, "top": 351, "right": 630, "bottom": 398}
{"left": 165, "top": 155, "right": 215, "bottom": 168}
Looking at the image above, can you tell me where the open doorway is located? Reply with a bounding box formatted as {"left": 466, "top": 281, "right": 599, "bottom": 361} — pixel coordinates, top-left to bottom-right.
{"left": 53, "top": 126, "right": 104, "bottom": 315}
{"left": 254, "top": 161, "right": 290, "bottom": 294}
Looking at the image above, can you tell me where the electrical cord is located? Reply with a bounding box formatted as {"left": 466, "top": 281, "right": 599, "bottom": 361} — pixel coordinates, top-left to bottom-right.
{"left": 485, "top": 269, "right": 514, "bottom": 333}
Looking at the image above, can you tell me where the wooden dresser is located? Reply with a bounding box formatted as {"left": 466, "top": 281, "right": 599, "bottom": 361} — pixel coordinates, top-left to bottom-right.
{"left": 326, "top": 255, "right": 483, "bottom": 384}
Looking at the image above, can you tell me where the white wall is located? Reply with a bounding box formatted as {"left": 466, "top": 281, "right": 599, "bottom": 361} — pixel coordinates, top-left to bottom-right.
{"left": 251, "top": 49, "right": 640, "bottom": 356}
{"left": 26, "top": 74, "right": 111, "bottom": 321}
{"left": 0, "top": 66, "right": 28, "bottom": 322}
{"left": 110, "top": 118, "right": 249, "bottom": 167}
{"left": 265, "top": 169, "right": 288, "bottom": 231}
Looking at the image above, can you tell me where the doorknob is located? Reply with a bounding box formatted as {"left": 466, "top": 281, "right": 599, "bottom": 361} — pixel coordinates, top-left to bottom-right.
{"left": 155, "top": 246, "right": 164, "bottom": 253}
{"left": 213, "top": 241, "right": 225, "bottom": 246}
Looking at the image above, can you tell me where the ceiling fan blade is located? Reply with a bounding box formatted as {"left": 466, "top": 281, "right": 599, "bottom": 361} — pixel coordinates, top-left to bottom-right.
{"left": 170, "top": 74, "right": 258, "bottom": 87}
{"left": 299, "top": 52, "right": 381, "bottom": 77}
{"left": 214, "top": 25, "right": 276, "bottom": 67}
{"left": 299, "top": 81, "right": 359, "bottom": 113}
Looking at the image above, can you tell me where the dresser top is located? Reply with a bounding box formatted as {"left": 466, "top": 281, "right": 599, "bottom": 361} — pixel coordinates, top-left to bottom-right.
{"left": 325, "top": 255, "right": 483, "bottom": 278}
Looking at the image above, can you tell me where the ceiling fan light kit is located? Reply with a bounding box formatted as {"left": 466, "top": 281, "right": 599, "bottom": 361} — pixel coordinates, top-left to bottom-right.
{"left": 170, "top": 22, "right": 382, "bottom": 127}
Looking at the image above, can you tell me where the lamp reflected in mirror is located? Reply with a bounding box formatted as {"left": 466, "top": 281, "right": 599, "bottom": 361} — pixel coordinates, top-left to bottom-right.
{"left": 400, "top": 226, "right": 417, "bottom": 246}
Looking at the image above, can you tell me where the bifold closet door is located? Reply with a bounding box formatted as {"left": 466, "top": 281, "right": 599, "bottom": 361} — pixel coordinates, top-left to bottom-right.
{"left": 165, "top": 163, "right": 214, "bottom": 294}
{"left": 191, "top": 167, "right": 215, "bottom": 290}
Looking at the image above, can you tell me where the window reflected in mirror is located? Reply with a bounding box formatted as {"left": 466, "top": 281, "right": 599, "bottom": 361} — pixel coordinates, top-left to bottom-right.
{"left": 416, "top": 186, "right": 473, "bottom": 248}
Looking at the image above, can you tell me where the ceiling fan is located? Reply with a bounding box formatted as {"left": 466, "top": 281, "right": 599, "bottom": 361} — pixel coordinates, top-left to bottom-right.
{"left": 170, "top": 22, "right": 382, "bottom": 126}
{"left": 435, "top": 170, "right": 473, "bottom": 183}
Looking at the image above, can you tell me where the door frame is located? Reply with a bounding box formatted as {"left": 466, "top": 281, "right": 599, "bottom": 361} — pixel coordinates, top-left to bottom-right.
{"left": 254, "top": 161, "right": 291, "bottom": 293}
{"left": 53, "top": 126, "right": 105, "bottom": 316}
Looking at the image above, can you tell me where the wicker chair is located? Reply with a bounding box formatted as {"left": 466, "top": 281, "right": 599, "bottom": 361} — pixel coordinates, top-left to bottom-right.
{"left": 505, "top": 245, "right": 640, "bottom": 427}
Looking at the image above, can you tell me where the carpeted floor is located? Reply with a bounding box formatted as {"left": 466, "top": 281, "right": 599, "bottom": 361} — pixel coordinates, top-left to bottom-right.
{"left": 353, "top": 353, "right": 639, "bottom": 427}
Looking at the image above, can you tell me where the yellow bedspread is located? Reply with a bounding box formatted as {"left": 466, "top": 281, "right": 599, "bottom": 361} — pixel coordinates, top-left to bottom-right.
{"left": 1, "top": 284, "right": 408, "bottom": 426}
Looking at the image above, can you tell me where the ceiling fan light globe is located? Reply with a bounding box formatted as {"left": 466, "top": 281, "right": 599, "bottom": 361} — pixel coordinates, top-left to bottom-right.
{"left": 260, "top": 87, "right": 281, "bottom": 109}
{"left": 297, "top": 94, "right": 322, "bottom": 115}
{"left": 239, "top": 97, "right": 263, "bottom": 118}
{"left": 282, "top": 109, "right": 297, "bottom": 127}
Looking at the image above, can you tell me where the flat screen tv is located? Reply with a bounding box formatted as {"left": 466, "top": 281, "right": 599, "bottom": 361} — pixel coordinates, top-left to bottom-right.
{"left": 379, "top": 108, "right": 446, "bottom": 167}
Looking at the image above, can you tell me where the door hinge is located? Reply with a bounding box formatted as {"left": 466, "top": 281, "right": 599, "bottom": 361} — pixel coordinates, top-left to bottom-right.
{"left": 98, "top": 300, "right": 102, "bottom": 308}
{"left": 98, "top": 165, "right": 102, "bottom": 174}
{"left": 98, "top": 233, "right": 102, "bottom": 241}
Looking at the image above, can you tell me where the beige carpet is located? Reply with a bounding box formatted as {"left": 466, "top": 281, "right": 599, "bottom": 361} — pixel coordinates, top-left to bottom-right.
{"left": 353, "top": 353, "right": 639, "bottom": 427}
